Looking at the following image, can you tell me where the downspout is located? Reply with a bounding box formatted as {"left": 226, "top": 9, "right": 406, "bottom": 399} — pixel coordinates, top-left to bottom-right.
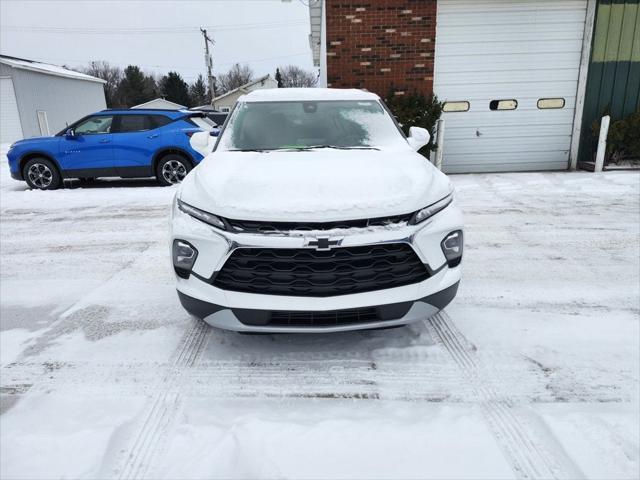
{"left": 319, "top": 0, "right": 328, "bottom": 87}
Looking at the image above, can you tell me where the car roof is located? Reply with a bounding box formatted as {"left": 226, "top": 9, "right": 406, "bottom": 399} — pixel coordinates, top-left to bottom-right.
{"left": 239, "top": 88, "right": 380, "bottom": 103}
{"left": 97, "top": 109, "right": 187, "bottom": 118}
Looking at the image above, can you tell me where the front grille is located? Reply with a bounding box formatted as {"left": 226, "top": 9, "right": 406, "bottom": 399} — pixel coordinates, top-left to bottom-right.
{"left": 270, "top": 307, "right": 379, "bottom": 326}
{"left": 232, "top": 301, "right": 413, "bottom": 327}
{"left": 226, "top": 213, "right": 413, "bottom": 234}
{"left": 212, "top": 243, "right": 430, "bottom": 297}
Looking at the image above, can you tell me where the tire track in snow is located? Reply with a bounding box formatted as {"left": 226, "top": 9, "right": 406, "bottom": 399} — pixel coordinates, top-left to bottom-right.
{"left": 426, "top": 311, "right": 584, "bottom": 480}
{"left": 116, "top": 318, "right": 210, "bottom": 480}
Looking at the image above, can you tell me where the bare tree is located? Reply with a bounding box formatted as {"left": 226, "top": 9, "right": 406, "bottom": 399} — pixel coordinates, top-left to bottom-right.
{"left": 83, "top": 61, "right": 122, "bottom": 107}
{"left": 277, "top": 65, "right": 318, "bottom": 88}
{"left": 217, "top": 63, "right": 254, "bottom": 94}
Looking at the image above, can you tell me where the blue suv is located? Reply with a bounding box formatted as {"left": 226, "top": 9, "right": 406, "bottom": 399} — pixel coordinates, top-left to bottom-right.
{"left": 7, "top": 109, "right": 217, "bottom": 190}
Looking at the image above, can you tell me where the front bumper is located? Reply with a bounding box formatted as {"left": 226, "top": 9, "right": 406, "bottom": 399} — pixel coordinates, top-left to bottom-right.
{"left": 171, "top": 197, "right": 463, "bottom": 332}
{"left": 177, "top": 281, "right": 459, "bottom": 333}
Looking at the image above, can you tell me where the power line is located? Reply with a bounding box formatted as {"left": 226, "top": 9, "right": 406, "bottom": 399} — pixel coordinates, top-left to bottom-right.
{"left": 0, "top": 20, "right": 307, "bottom": 35}
{"left": 16, "top": 52, "right": 312, "bottom": 72}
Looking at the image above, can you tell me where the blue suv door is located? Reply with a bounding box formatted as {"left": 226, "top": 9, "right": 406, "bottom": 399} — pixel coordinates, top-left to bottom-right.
{"left": 111, "top": 114, "right": 170, "bottom": 177}
{"left": 58, "top": 114, "right": 115, "bottom": 175}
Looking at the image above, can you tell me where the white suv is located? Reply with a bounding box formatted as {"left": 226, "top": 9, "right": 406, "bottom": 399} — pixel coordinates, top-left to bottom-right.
{"left": 171, "top": 88, "right": 463, "bottom": 333}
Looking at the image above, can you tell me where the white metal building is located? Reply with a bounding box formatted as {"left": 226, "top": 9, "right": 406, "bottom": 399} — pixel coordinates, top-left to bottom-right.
{"left": 0, "top": 55, "right": 107, "bottom": 145}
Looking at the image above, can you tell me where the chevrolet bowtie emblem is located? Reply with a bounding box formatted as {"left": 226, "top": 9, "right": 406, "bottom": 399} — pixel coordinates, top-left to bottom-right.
{"left": 306, "top": 236, "right": 343, "bottom": 251}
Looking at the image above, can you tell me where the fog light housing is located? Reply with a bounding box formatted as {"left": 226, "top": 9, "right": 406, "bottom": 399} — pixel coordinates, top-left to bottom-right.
{"left": 173, "top": 239, "right": 198, "bottom": 278}
{"left": 441, "top": 230, "right": 463, "bottom": 268}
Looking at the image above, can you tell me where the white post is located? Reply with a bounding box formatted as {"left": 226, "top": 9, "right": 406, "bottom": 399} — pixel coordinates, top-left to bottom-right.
{"left": 435, "top": 118, "right": 445, "bottom": 170}
{"left": 594, "top": 115, "right": 610, "bottom": 172}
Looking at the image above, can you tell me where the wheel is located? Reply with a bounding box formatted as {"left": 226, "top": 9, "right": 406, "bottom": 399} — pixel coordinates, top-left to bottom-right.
{"left": 22, "top": 158, "right": 61, "bottom": 190}
{"left": 156, "top": 154, "right": 191, "bottom": 186}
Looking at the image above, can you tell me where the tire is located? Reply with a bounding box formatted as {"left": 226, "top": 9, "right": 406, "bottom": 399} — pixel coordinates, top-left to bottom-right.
{"left": 156, "top": 154, "right": 192, "bottom": 186}
{"left": 22, "top": 158, "right": 62, "bottom": 190}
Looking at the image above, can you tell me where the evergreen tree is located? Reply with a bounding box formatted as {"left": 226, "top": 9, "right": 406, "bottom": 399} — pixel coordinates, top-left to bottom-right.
{"left": 143, "top": 74, "right": 159, "bottom": 101}
{"left": 275, "top": 68, "right": 283, "bottom": 88}
{"left": 160, "top": 71, "right": 191, "bottom": 107}
{"left": 117, "top": 65, "right": 153, "bottom": 107}
{"left": 189, "top": 74, "right": 209, "bottom": 106}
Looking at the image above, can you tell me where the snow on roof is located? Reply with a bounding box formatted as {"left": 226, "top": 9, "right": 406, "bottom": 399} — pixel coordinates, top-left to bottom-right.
{"left": 132, "top": 98, "right": 186, "bottom": 110}
{"left": 0, "top": 55, "right": 106, "bottom": 84}
{"left": 240, "top": 88, "right": 380, "bottom": 102}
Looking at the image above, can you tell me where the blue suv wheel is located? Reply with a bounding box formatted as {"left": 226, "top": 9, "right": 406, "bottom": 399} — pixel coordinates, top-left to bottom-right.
{"left": 156, "top": 153, "right": 192, "bottom": 186}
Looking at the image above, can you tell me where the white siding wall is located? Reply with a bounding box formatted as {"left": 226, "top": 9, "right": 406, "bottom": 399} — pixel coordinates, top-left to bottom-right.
{"left": 0, "top": 64, "right": 106, "bottom": 139}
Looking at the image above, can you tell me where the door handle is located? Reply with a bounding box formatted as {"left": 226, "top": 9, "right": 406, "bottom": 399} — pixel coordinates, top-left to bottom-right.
{"left": 99, "top": 139, "right": 110, "bottom": 143}
{"left": 147, "top": 134, "right": 159, "bottom": 139}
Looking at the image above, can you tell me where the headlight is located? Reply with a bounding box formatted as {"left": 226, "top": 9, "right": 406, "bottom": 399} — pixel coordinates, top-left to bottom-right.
{"left": 409, "top": 193, "right": 453, "bottom": 225}
{"left": 177, "top": 199, "right": 226, "bottom": 230}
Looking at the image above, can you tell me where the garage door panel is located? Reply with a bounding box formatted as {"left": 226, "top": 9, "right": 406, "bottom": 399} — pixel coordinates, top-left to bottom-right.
{"left": 444, "top": 159, "right": 568, "bottom": 173}
{"left": 444, "top": 150, "right": 569, "bottom": 163}
{"left": 439, "top": 81, "right": 580, "bottom": 99}
{"left": 445, "top": 136, "right": 571, "bottom": 154}
{"left": 445, "top": 125, "right": 574, "bottom": 140}
{"left": 435, "top": 40, "right": 583, "bottom": 57}
{"left": 437, "top": 0, "right": 586, "bottom": 20}
{"left": 440, "top": 68, "right": 580, "bottom": 86}
{"left": 435, "top": 0, "right": 585, "bottom": 173}
{"left": 443, "top": 108, "right": 577, "bottom": 125}
{"left": 437, "top": 23, "right": 584, "bottom": 40}
{"left": 437, "top": 53, "right": 584, "bottom": 73}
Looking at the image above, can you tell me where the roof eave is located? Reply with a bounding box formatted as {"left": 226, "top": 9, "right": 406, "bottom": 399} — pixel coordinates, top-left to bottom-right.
{"left": 0, "top": 59, "right": 107, "bottom": 84}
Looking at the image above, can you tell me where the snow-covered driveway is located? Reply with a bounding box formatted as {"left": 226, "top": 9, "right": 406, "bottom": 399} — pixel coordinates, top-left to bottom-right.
{"left": 1, "top": 158, "right": 638, "bottom": 480}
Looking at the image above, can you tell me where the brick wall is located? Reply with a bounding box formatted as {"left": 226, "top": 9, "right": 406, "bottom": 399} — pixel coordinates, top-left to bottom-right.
{"left": 326, "top": 0, "right": 437, "bottom": 98}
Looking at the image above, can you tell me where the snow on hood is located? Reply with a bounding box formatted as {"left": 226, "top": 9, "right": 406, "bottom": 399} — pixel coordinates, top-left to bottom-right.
{"left": 180, "top": 148, "right": 452, "bottom": 222}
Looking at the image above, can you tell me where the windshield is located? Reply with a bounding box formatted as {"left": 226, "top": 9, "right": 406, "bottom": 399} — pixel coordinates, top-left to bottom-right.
{"left": 217, "top": 100, "right": 407, "bottom": 151}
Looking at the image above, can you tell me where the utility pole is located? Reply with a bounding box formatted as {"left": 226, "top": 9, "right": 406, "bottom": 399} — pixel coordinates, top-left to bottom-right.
{"left": 200, "top": 28, "right": 216, "bottom": 102}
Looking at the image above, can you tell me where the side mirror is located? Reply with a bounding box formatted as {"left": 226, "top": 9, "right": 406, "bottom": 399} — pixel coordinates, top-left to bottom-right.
{"left": 407, "top": 126, "right": 430, "bottom": 151}
{"left": 210, "top": 129, "right": 220, "bottom": 137}
{"left": 65, "top": 128, "right": 76, "bottom": 139}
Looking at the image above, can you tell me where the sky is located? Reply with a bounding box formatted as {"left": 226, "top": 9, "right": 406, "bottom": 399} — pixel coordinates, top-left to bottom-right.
{"left": 0, "top": 0, "right": 316, "bottom": 84}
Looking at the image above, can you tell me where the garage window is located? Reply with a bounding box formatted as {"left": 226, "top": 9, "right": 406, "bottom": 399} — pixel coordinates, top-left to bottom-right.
{"left": 443, "top": 101, "right": 470, "bottom": 112}
{"left": 489, "top": 99, "right": 517, "bottom": 111}
{"left": 537, "top": 98, "right": 565, "bottom": 109}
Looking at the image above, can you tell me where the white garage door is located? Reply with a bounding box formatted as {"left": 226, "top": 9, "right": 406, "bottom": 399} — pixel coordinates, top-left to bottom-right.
{"left": 434, "top": 0, "right": 587, "bottom": 173}
{"left": 0, "top": 77, "right": 23, "bottom": 145}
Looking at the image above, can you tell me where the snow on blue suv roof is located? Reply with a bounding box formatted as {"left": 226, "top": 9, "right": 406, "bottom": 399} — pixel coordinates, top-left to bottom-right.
{"left": 97, "top": 109, "right": 193, "bottom": 118}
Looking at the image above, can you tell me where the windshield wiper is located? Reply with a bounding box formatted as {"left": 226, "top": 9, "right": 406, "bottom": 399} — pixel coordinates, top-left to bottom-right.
{"left": 228, "top": 148, "right": 270, "bottom": 152}
{"left": 278, "top": 145, "right": 380, "bottom": 151}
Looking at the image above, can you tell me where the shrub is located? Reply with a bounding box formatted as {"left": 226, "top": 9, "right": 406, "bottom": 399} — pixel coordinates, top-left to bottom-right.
{"left": 591, "top": 110, "right": 640, "bottom": 163}
{"left": 384, "top": 90, "right": 443, "bottom": 156}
